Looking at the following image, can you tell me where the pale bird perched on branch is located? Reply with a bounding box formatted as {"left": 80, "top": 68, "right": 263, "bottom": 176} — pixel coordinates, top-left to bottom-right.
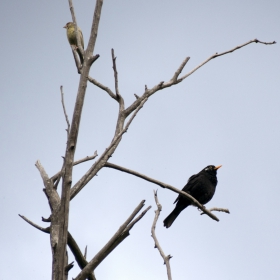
{"left": 64, "top": 22, "right": 84, "bottom": 64}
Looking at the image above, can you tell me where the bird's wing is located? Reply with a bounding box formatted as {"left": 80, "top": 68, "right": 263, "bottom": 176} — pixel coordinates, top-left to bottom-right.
{"left": 78, "top": 28, "right": 84, "bottom": 49}
{"left": 173, "top": 174, "right": 201, "bottom": 204}
{"left": 183, "top": 174, "right": 200, "bottom": 191}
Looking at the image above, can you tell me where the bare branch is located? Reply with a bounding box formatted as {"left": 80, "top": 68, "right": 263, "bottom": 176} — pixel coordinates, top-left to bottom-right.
{"left": 255, "top": 39, "right": 276, "bottom": 45}
{"left": 201, "top": 207, "right": 230, "bottom": 215}
{"left": 70, "top": 98, "right": 148, "bottom": 200}
{"left": 124, "top": 39, "right": 275, "bottom": 118}
{"left": 111, "top": 49, "right": 123, "bottom": 104}
{"left": 179, "top": 39, "right": 276, "bottom": 82}
{"left": 104, "top": 162, "right": 219, "bottom": 221}
{"left": 65, "top": 261, "right": 74, "bottom": 273}
{"left": 42, "top": 216, "right": 51, "bottom": 222}
{"left": 84, "top": 246, "right": 87, "bottom": 260}
{"left": 51, "top": 151, "right": 98, "bottom": 183}
{"left": 19, "top": 214, "right": 50, "bottom": 233}
{"left": 74, "top": 151, "right": 98, "bottom": 166}
{"left": 67, "top": 232, "right": 96, "bottom": 280}
{"left": 60, "top": 86, "right": 70, "bottom": 138}
{"left": 93, "top": 205, "right": 151, "bottom": 268}
{"left": 89, "top": 54, "right": 100, "bottom": 66}
{"left": 171, "top": 57, "right": 190, "bottom": 82}
{"left": 151, "top": 191, "right": 172, "bottom": 280}
{"left": 126, "top": 205, "right": 151, "bottom": 231}
{"left": 35, "top": 160, "right": 60, "bottom": 211}
{"left": 74, "top": 200, "right": 150, "bottom": 280}
{"left": 88, "top": 75, "right": 117, "bottom": 100}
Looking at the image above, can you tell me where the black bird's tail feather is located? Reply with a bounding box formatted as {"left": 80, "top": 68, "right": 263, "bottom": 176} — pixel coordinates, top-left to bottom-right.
{"left": 163, "top": 208, "right": 183, "bottom": 228}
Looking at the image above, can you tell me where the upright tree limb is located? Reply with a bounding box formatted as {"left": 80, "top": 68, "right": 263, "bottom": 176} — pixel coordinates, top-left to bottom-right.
{"left": 35, "top": 161, "right": 60, "bottom": 209}
{"left": 151, "top": 191, "right": 172, "bottom": 280}
{"left": 53, "top": 1, "right": 103, "bottom": 279}
{"left": 60, "top": 86, "right": 70, "bottom": 138}
{"left": 178, "top": 39, "right": 276, "bottom": 82}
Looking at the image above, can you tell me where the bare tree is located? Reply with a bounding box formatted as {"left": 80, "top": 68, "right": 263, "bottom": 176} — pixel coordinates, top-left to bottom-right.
{"left": 19, "top": 1, "right": 276, "bottom": 280}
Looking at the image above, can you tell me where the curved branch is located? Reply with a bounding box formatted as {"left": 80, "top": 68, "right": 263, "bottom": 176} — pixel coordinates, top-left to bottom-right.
{"left": 151, "top": 191, "right": 172, "bottom": 280}
{"left": 60, "top": 86, "right": 70, "bottom": 137}
{"left": 201, "top": 207, "right": 230, "bottom": 215}
{"left": 19, "top": 214, "right": 50, "bottom": 233}
{"left": 88, "top": 75, "right": 117, "bottom": 100}
{"left": 124, "top": 39, "right": 276, "bottom": 118}
{"left": 104, "top": 162, "right": 219, "bottom": 221}
{"left": 51, "top": 151, "right": 98, "bottom": 182}
{"left": 178, "top": 39, "right": 276, "bottom": 82}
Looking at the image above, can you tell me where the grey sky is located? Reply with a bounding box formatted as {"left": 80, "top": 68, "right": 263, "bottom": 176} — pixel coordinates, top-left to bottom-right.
{"left": 1, "top": 0, "right": 279, "bottom": 279}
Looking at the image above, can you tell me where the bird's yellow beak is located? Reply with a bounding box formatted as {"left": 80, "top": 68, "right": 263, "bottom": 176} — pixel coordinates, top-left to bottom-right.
{"left": 214, "top": 165, "right": 222, "bottom": 170}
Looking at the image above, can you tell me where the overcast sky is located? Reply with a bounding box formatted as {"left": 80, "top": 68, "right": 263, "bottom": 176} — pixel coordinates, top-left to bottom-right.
{"left": 1, "top": 1, "right": 280, "bottom": 279}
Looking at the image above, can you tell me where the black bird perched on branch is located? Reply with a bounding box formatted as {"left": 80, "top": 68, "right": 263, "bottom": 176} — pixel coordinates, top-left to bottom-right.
{"left": 163, "top": 165, "right": 222, "bottom": 228}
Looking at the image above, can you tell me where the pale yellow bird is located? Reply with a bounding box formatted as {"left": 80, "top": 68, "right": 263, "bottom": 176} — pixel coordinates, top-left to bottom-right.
{"left": 64, "top": 22, "right": 84, "bottom": 63}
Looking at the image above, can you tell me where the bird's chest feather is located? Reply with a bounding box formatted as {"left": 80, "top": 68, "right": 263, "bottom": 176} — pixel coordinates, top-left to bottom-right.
{"left": 67, "top": 28, "right": 77, "bottom": 45}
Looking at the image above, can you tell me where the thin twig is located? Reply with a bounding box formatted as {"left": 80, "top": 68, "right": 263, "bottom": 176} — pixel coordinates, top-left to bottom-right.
{"left": 151, "top": 191, "right": 172, "bottom": 280}
{"left": 84, "top": 246, "right": 87, "bottom": 259}
{"left": 51, "top": 151, "right": 98, "bottom": 182}
{"left": 179, "top": 39, "right": 276, "bottom": 82}
{"left": 19, "top": 214, "right": 50, "bottom": 233}
{"left": 104, "top": 162, "right": 220, "bottom": 221}
{"left": 172, "top": 57, "right": 190, "bottom": 81}
{"left": 88, "top": 76, "right": 117, "bottom": 100}
{"left": 60, "top": 86, "right": 70, "bottom": 138}
{"left": 200, "top": 207, "right": 230, "bottom": 215}
{"left": 125, "top": 206, "right": 151, "bottom": 231}
{"left": 111, "top": 48, "right": 121, "bottom": 99}
{"left": 124, "top": 39, "right": 276, "bottom": 118}
{"left": 65, "top": 261, "right": 74, "bottom": 273}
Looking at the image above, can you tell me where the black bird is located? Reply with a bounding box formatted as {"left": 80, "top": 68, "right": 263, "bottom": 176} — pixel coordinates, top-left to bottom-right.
{"left": 163, "top": 165, "right": 222, "bottom": 228}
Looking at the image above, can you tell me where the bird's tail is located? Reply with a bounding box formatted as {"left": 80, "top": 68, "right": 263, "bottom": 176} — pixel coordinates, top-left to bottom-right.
{"left": 163, "top": 207, "right": 183, "bottom": 228}
{"left": 77, "top": 49, "right": 84, "bottom": 65}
